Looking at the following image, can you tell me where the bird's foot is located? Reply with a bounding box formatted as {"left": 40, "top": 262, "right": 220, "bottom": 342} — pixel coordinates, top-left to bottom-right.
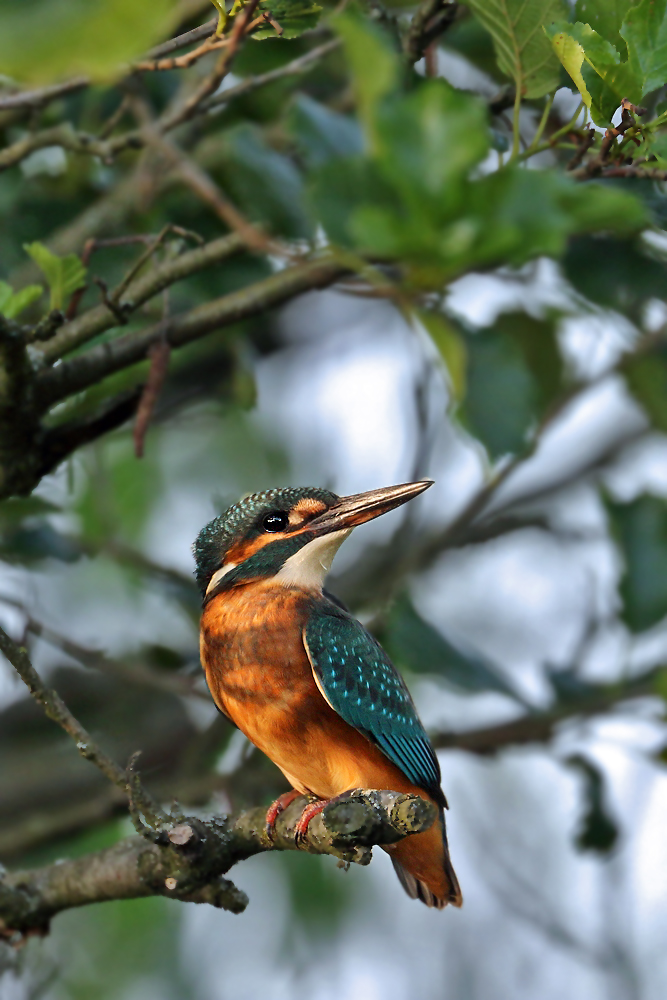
{"left": 293, "top": 790, "right": 357, "bottom": 848}
{"left": 265, "top": 789, "right": 302, "bottom": 841}
{"left": 294, "top": 799, "right": 328, "bottom": 847}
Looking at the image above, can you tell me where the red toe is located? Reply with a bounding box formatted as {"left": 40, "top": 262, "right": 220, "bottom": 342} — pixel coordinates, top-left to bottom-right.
{"left": 265, "top": 789, "right": 302, "bottom": 839}
{"left": 294, "top": 799, "right": 327, "bottom": 846}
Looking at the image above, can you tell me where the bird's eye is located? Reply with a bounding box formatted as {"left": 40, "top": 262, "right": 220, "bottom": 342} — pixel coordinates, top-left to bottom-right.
{"left": 262, "top": 511, "right": 288, "bottom": 533}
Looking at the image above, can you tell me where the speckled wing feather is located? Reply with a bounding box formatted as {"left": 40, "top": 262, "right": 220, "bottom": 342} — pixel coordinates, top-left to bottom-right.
{"left": 303, "top": 601, "right": 444, "bottom": 805}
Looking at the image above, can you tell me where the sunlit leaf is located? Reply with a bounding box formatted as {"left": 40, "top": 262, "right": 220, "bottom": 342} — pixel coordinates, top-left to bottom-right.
{"left": 0, "top": 280, "right": 43, "bottom": 319}
{"left": 0, "top": 0, "right": 179, "bottom": 83}
{"left": 23, "top": 242, "right": 86, "bottom": 311}
{"left": 464, "top": 0, "right": 568, "bottom": 98}
{"left": 547, "top": 20, "right": 643, "bottom": 124}
{"left": 333, "top": 10, "right": 399, "bottom": 149}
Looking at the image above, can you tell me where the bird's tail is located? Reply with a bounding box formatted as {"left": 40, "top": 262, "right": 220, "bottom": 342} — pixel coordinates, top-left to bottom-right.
{"left": 385, "top": 809, "right": 462, "bottom": 909}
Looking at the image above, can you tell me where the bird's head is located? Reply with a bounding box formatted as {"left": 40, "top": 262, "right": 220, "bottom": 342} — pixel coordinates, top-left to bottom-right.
{"left": 193, "top": 481, "right": 432, "bottom": 601}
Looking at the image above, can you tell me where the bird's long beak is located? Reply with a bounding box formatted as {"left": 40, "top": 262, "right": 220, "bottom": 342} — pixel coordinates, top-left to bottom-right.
{"left": 309, "top": 480, "right": 433, "bottom": 533}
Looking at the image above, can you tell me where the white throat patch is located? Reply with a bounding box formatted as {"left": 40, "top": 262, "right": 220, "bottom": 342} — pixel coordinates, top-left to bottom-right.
{"left": 275, "top": 528, "right": 352, "bottom": 590}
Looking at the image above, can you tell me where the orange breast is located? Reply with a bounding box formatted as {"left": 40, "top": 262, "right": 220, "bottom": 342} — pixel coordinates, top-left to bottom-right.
{"left": 201, "top": 583, "right": 416, "bottom": 799}
{"left": 200, "top": 581, "right": 456, "bottom": 905}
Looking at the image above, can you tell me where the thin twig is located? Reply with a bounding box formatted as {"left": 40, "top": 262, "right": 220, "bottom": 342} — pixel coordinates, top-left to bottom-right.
{"left": 0, "top": 624, "right": 127, "bottom": 792}
{"left": 160, "top": 0, "right": 261, "bottom": 132}
{"left": 35, "top": 256, "right": 349, "bottom": 406}
{"left": 0, "top": 77, "right": 89, "bottom": 112}
{"left": 133, "top": 292, "right": 171, "bottom": 457}
{"left": 40, "top": 232, "right": 245, "bottom": 363}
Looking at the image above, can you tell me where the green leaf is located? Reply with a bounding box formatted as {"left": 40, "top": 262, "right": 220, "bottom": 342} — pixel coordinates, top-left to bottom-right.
{"left": 607, "top": 494, "right": 667, "bottom": 631}
{"left": 0, "top": 0, "right": 179, "bottom": 83}
{"left": 288, "top": 95, "right": 363, "bottom": 169}
{"left": 0, "top": 281, "right": 43, "bottom": 319}
{"left": 461, "top": 312, "right": 563, "bottom": 458}
{"left": 624, "top": 344, "right": 667, "bottom": 433}
{"left": 419, "top": 310, "right": 467, "bottom": 404}
{"left": 333, "top": 10, "right": 399, "bottom": 149}
{"left": 464, "top": 0, "right": 568, "bottom": 98}
{"left": 566, "top": 754, "right": 619, "bottom": 854}
{"left": 309, "top": 69, "right": 646, "bottom": 282}
{"left": 563, "top": 236, "right": 666, "bottom": 320}
{"left": 547, "top": 20, "right": 643, "bottom": 125}
{"left": 382, "top": 594, "right": 521, "bottom": 699}
{"left": 254, "top": 0, "right": 322, "bottom": 39}
{"left": 575, "top": 0, "right": 633, "bottom": 54}
{"left": 23, "top": 242, "right": 86, "bottom": 311}
{"left": 621, "top": 0, "right": 667, "bottom": 95}
{"left": 218, "top": 125, "right": 312, "bottom": 239}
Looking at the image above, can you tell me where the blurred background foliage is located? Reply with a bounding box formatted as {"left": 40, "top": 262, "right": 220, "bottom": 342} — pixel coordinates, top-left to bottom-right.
{"left": 2, "top": 0, "right": 667, "bottom": 997}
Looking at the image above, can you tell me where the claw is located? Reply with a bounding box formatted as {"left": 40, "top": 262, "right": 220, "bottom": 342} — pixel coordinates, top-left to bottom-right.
{"left": 265, "top": 789, "right": 301, "bottom": 841}
{"left": 294, "top": 799, "right": 328, "bottom": 847}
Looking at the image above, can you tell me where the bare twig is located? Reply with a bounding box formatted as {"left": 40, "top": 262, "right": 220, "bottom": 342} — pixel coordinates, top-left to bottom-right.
{"left": 0, "top": 125, "right": 111, "bottom": 173}
{"left": 140, "top": 18, "right": 218, "bottom": 61}
{"left": 133, "top": 295, "right": 171, "bottom": 458}
{"left": 404, "top": 0, "right": 459, "bottom": 65}
{"left": 0, "top": 77, "right": 89, "bottom": 113}
{"left": 200, "top": 38, "right": 341, "bottom": 113}
{"left": 159, "top": 0, "right": 261, "bottom": 133}
{"left": 0, "top": 624, "right": 128, "bottom": 792}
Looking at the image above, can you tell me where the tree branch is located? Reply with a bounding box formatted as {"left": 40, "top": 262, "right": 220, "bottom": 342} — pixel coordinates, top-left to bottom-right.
{"left": 0, "top": 78, "right": 90, "bottom": 113}
{"left": 39, "top": 233, "right": 243, "bottom": 362}
{"left": 432, "top": 665, "right": 663, "bottom": 754}
{"left": 35, "top": 256, "right": 349, "bottom": 406}
{"left": 404, "top": 0, "right": 459, "bottom": 65}
{"left": 0, "top": 789, "right": 435, "bottom": 939}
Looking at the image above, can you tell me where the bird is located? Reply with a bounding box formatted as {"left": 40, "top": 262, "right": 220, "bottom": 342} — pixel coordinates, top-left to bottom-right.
{"left": 194, "top": 481, "right": 462, "bottom": 909}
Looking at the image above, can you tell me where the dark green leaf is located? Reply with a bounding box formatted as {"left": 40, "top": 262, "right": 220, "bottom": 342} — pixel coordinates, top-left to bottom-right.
{"left": 624, "top": 344, "right": 667, "bottom": 433}
{"left": 607, "top": 494, "right": 667, "bottom": 631}
{"left": 575, "top": 0, "right": 633, "bottom": 55}
{"left": 461, "top": 312, "right": 563, "bottom": 458}
{"left": 382, "top": 594, "right": 521, "bottom": 699}
{"left": 219, "top": 125, "right": 312, "bottom": 239}
{"left": 566, "top": 754, "right": 619, "bottom": 854}
{"left": 288, "top": 95, "right": 363, "bottom": 169}
{"left": 621, "top": 0, "right": 667, "bottom": 96}
{"left": 563, "top": 236, "right": 666, "bottom": 319}
{"left": 254, "top": 0, "right": 322, "bottom": 39}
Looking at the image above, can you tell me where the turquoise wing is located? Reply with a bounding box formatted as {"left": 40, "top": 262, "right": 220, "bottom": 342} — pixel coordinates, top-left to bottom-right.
{"left": 304, "top": 601, "right": 444, "bottom": 805}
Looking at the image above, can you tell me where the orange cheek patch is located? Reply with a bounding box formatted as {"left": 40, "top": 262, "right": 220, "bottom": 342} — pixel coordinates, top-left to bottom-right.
{"left": 288, "top": 498, "right": 327, "bottom": 527}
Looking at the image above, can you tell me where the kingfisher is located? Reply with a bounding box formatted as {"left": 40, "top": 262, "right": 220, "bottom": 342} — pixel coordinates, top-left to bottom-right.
{"left": 194, "top": 481, "right": 462, "bottom": 909}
